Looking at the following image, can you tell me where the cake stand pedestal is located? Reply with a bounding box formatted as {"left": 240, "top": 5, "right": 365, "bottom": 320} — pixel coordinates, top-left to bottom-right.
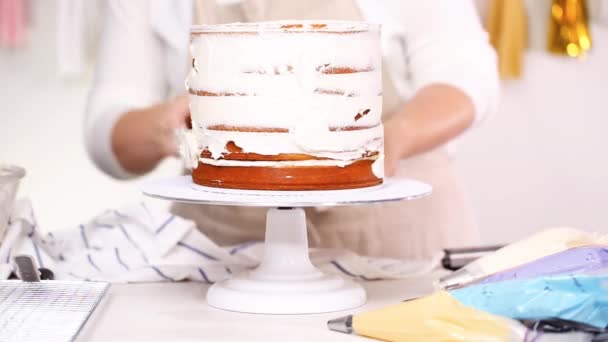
{"left": 142, "top": 176, "right": 431, "bottom": 314}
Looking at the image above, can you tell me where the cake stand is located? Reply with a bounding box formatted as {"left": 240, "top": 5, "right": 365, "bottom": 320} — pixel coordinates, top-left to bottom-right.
{"left": 142, "top": 176, "right": 431, "bottom": 314}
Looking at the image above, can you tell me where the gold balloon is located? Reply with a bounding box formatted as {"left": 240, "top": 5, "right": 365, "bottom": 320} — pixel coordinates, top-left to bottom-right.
{"left": 547, "top": 0, "right": 592, "bottom": 58}
{"left": 487, "top": 0, "right": 528, "bottom": 79}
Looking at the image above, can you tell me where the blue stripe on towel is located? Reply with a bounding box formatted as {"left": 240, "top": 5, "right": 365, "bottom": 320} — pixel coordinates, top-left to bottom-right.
{"left": 87, "top": 254, "right": 101, "bottom": 272}
{"left": 68, "top": 272, "right": 90, "bottom": 281}
{"left": 114, "top": 210, "right": 130, "bottom": 220}
{"left": 229, "top": 241, "right": 259, "bottom": 255}
{"left": 79, "top": 224, "right": 90, "bottom": 249}
{"left": 27, "top": 209, "right": 38, "bottom": 237}
{"left": 150, "top": 266, "right": 175, "bottom": 282}
{"left": 118, "top": 224, "right": 148, "bottom": 264}
{"left": 177, "top": 241, "right": 219, "bottom": 261}
{"left": 32, "top": 241, "right": 43, "bottom": 268}
{"left": 114, "top": 248, "right": 130, "bottom": 270}
{"left": 330, "top": 260, "right": 377, "bottom": 281}
{"left": 155, "top": 215, "right": 175, "bottom": 234}
{"left": 95, "top": 222, "right": 114, "bottom": 229}
{"left": 141, "top": 202, "right": 154, "bottom": 220}
{"left": 27, "top": 223, "right": 36, "bottom": 238}
{"left": 118, "top": 224, "right": 137, "bottom": 248}
{"left": 198, "top": 267, "right": 212, "bottom": 284}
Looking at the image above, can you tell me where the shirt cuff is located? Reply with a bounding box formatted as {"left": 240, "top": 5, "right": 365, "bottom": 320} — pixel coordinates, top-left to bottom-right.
{"left": 85, "top": 105, "right": 138, "bottom": 180}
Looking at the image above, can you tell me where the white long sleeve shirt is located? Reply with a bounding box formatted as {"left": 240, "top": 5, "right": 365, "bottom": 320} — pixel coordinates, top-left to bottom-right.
{"left": 85, "top": 0, "right": 499, "bottom": 179}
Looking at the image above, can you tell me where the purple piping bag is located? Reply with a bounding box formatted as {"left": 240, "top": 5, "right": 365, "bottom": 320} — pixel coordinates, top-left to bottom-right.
{"left": 475, "top": 246, "right": 608, "bottom": 285}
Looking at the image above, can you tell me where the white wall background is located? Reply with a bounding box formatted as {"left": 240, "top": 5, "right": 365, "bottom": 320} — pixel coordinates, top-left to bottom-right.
{"left": 461, "top": 0, "right": 608, "bottom": 243}
{"left": 0, "top": 1, "right": 179, "bottom": 230}
{"left": 1, "top": 1, "right": 607, "bottom": 244}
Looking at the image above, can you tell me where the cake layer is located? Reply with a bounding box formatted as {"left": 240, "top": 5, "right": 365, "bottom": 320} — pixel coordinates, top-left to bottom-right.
{"left": 190, "top": 125, "right": 383, "bottom": 161}
{"left": 187, "top": 69, "right": 381, "bottom": 96}
{"left": 192, "top": 158, "right": 382, "bottom": 190}
{"left": 188, "top": 95, "right": 382, "bottom": 129}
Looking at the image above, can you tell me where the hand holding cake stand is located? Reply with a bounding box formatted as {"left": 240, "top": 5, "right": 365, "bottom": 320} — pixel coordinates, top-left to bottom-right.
{"left": 142, "top": 176, "right": 431, "bottom": 314}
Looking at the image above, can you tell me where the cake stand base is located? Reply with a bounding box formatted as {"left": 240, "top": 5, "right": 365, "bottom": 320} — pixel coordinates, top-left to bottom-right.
{"left": 207, "top": 207, "right": 366, "bottom": 314}
{"left": 142, "top": 176, "right": 432, "bottom": 314}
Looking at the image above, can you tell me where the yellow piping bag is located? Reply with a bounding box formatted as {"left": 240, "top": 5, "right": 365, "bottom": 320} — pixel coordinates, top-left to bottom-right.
{"left": 328, "top": 291, "right": 525, "bottom": 341}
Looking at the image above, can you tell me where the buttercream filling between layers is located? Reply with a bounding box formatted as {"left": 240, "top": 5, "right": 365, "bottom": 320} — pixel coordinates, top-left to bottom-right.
{"left": 198, "top": 156, "right": 378, "bottom": 167}
{"left": 188, "top": 95, "right": 382, "bottom": 128}
{"left": 193, "top": 125, "right": 383, "bottom": 161}
{"left": 187, "top": 71, "right": 381, "bottom": 97}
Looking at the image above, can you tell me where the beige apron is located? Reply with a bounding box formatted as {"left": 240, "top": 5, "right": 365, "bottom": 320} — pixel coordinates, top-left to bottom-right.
{"left": 172, "top": 0, "right": 480, "bottom": 259}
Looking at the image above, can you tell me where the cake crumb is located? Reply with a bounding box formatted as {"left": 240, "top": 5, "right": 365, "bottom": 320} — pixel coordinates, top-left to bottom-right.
{"left": 354, "top": 109, "right": 371, "bottom": 121}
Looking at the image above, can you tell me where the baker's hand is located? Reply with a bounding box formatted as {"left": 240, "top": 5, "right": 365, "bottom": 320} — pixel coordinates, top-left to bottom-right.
{"left": 112, "top": 95, "right": 191, "bottom": 174}
{"left": 383, "top": 115, "right": 413, "bottom": 177}
{"left": 383, "top": 125, "right": 400, "bottom": 177}
{"left": 153, "top": 95, "right": 191, "bottom": 157}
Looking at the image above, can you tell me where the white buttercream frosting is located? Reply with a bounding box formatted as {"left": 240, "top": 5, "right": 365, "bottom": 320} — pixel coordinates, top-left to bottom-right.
{"left": 190, "top": 21, "right": 376, "bottom": 34}
{"left": 189, "top": 95, "right": 382, "bottom": 129}
{"left": 185, "top": 21, "right": 384, "bottom": 175}
{"left": 177, "top": 129, "right": 199, "bottom": 169}
{"left": 199, "top": 156, "right": 378, "bottom": 168}
{"left": 196, "top": 126, "right": 382, "bottom": 161}
{"left": 371, "top": 155, "right": 385, "bottom": 179}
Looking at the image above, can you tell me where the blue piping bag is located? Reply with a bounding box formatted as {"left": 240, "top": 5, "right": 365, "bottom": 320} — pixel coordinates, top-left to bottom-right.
{"left": 451, "top": 272, "right": 608, "bottom": 328}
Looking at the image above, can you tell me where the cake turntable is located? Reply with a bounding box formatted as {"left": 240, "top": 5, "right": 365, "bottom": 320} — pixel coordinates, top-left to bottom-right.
{"left": 142, "top": 175, "right": 431, "bottom": 314}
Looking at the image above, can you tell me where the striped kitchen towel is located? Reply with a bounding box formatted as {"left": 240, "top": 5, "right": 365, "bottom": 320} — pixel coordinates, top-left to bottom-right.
{"left": 0, "top": 199, "right": 441, "bottom": 283}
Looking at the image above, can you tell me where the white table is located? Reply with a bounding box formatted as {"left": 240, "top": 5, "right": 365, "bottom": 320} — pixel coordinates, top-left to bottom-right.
{"left": 80, "top": 276, "right": 437, "bottom": 341}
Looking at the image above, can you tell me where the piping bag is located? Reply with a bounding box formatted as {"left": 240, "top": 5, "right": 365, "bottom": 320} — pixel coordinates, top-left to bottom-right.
{"left": 472, "top": 246, "right": 608, "bottom": 285}
{"left": 327, "top": 291, "right": 599, "bottom": 341}
{"left": 327, "top": 281, "right": 608, "bottom": 341}
{"left": 451, "top": 272, "right": 608, "bottom": 328}
{"left": 437, "top": 227, "right": 608, "bottom": 289}
{"left": 328, "top": 291, "right": 527, "bottom": 341}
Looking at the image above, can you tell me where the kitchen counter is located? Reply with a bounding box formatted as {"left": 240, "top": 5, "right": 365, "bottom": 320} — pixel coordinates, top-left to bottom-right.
{"left": 80, "top": 276, "right": 436, "bottom": 341}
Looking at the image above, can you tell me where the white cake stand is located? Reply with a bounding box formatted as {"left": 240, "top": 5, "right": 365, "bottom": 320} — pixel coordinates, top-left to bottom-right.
{"left": 142, "top": 176, "right": 431, "bottom": 314}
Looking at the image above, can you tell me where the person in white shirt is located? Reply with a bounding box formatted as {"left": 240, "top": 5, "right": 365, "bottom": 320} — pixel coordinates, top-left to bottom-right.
{"left": 85, "top": 0, "right": 499, "bottom": 259}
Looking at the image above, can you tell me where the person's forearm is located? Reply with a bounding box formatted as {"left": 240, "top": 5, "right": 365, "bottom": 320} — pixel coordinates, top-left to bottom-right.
{"left": 112, "top": 108, "right": 167, "bottom": 175}
{"left": 111, "top": 96, "right": 190, "bottom": 175}
{"left": 386, "top": 83, "right": 476, "bottom": 160}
